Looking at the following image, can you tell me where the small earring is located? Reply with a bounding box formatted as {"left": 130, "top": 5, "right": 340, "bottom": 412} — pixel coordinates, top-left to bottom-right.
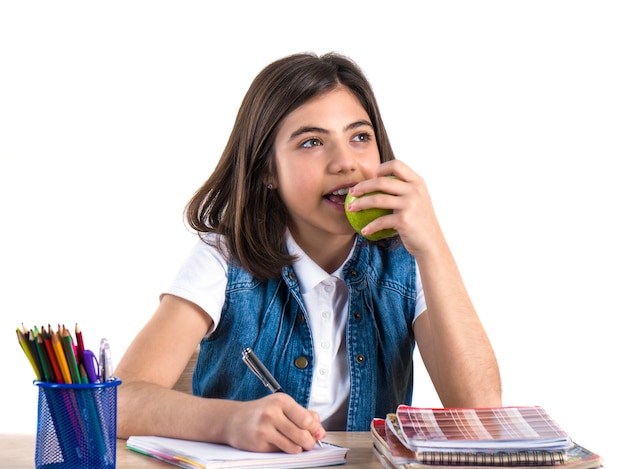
{"left": 267, "top": 183, "right": 273, "bottom": 190}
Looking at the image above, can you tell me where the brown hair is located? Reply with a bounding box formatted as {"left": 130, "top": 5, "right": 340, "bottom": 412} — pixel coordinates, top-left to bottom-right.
{"left": 185, "top": 52, "right": 396, "bottom": 280}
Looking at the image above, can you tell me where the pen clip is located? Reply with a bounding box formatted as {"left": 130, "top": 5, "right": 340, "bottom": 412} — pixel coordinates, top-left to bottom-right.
{"left": 99, "top": 338, "right": 114, "bottom": 382}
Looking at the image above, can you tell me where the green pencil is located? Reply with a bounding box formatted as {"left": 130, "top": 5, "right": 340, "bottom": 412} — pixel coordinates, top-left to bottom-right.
{"left": 61, "top": 329, "right": 81, "bottom": 384}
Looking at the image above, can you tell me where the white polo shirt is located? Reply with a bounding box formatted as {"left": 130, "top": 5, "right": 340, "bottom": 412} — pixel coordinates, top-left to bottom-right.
{"left": 286, "top": 234, "right": 353, "bottom": 429}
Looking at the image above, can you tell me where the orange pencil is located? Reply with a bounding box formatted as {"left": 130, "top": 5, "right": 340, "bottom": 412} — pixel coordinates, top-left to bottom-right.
{"left": 41, "top": 327, "right": 64, "bottom": 383}
{"left": 51, "top": 328, "right": 72, "bottom": 384}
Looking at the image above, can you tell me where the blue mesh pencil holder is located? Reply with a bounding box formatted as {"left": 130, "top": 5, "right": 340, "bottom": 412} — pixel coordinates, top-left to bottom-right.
{"left": 34, "top": 379, "right": 121, "bottom": 469}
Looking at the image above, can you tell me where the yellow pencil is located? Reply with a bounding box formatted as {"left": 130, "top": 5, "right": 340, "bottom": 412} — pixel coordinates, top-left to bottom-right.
{"left": 51, "top": 329, "right": 72, "bottom": 384}
{"left": 16, "top": 327, "right": 42, "bottom": 380}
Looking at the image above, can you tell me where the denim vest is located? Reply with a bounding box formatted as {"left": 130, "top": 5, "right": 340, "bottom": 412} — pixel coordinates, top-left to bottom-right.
{"left": 193, "top": 236, "right": 417, "bottom": 431}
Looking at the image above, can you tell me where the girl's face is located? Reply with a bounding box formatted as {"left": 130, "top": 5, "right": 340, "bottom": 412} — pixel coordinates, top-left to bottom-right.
{"left": 273, "top": 86, "right": 381, "bottom": 249}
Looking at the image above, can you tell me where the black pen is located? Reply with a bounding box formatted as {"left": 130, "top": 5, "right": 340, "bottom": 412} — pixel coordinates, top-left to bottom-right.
{"left": 242, "top": 347, "right": 283, "bottom": 393}
{"left": 242, "top": 347, "right": 323, "bottom": 447}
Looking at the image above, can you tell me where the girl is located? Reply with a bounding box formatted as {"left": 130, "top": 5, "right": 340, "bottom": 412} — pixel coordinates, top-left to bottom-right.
{"left": 115, "top": 51, "right": 501, "bottom": 454}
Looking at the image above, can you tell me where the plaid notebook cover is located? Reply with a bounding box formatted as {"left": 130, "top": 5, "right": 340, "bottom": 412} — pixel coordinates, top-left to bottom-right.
{"left": 395, "top": 406, "right": 572, "bottom": 451}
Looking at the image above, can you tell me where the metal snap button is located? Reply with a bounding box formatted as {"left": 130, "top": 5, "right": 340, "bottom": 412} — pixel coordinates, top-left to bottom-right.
{"left": 294, "top": 356, "right": 309, "bottom": 369}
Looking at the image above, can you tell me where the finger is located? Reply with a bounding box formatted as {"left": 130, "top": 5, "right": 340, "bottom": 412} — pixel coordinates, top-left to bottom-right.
{"left": 253, "top": 395, "right": 321, "bottom": 453}
{"left": 350, "top": 176, "right": 395, "bottom": 198}
{"left": 346, "top": 191, "right": 399, "bottom": 213}
{"left": 280, "top": 404, "right": 325, "bottom": 450}
{"left": 376, "top": 159, "right": 412, "bottom": 178}
{"left": 300, "top": 409, "right": 326, "bottom": 443}
{"left": 350, "top": 170, "right": 413, "bottom": 200}
{"left": 269, "top": 428, "right": 307, "bottom": 454}
{"left": 264, "top": 416, "right": 316, "bottom": 454}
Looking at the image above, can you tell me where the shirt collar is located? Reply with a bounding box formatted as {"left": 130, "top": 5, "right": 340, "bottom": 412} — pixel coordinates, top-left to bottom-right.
{"left": 286, "top": 230, "right": 356, "bottom": 295}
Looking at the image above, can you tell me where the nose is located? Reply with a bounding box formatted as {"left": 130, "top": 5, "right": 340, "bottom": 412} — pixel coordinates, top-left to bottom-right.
{"left": 327, "top": 142, "right": 357, "bottom": 174}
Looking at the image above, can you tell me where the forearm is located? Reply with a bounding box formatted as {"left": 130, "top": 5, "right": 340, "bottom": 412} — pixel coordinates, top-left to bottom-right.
{"left": 117, "top": 380, "right": 324, "bottom": 453}
{"left": 415, "top": 239, "right": 502, "bottom": 408}
{"left": 117, "top": 380, "right": 235, "bottom": 442}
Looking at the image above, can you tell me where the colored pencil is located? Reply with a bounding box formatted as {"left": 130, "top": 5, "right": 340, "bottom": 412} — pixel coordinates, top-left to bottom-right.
{"left": 16, "top": 327, "right": 42, "bottom": 380}
{"left": 51, "top": 328, "right": 72, "bottom": 384}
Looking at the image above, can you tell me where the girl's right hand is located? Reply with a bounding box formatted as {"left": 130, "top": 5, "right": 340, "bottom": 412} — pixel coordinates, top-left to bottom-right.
{"left": 223, "top": 393, "right": 325, "bottom": 454}
{"left": 347, "top": 159, "right": 443, "bottom": 258}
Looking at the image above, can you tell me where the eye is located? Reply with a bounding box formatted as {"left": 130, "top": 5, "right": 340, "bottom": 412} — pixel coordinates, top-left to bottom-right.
{"left": 301, "top": 137, "right": 323, "bottom": 148}
{"left": 352, "top": 132, "right": 373, "bottom": 143}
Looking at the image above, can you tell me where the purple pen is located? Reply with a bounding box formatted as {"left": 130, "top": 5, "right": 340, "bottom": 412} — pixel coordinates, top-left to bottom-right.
{"left": 83, "top": 349, "right": 99, "bottom": 383}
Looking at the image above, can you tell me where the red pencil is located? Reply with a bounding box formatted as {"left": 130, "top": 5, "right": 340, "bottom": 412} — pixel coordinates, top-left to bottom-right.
{"left": 75, "top": 323, "right": 86, "bottom": 368}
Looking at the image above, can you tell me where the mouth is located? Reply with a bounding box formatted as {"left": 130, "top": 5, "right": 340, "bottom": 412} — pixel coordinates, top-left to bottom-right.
{"left": 324, "top": 187, "right": 351, "bottom": 206}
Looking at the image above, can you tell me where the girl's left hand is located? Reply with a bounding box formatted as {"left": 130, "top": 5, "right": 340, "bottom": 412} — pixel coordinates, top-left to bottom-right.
{"left": 346, "top": 160, "right": 445, "bottom": 258}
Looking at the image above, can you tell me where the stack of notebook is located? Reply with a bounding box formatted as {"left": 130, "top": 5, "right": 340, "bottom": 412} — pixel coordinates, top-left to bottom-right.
{"left": 371, "top": 405, "right": 603, "bottom": 468}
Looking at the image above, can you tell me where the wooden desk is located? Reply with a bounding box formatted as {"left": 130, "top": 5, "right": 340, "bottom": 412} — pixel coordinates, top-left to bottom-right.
{"left": 0, "top": 432, "right": 380, "bottom": 468}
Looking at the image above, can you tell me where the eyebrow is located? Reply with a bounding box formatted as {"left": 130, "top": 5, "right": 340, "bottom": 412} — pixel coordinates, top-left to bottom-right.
{"left": 288, "top": 120, "right": 374, "bottom": 141}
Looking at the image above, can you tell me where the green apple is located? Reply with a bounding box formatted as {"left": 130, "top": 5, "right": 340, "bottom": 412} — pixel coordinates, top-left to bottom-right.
{"left": 344, "top": 190, "right": 397, "bottom": 241}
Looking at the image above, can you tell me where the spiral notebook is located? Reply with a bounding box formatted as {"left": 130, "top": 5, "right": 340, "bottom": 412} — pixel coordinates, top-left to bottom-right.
{"left": 127, "top": 435, "right": 347, "bottom": 469}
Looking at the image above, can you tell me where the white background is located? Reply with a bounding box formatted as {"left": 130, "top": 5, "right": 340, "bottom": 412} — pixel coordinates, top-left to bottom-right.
{"left": 1, "top": 1, "right": 624, "bottom": 466}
